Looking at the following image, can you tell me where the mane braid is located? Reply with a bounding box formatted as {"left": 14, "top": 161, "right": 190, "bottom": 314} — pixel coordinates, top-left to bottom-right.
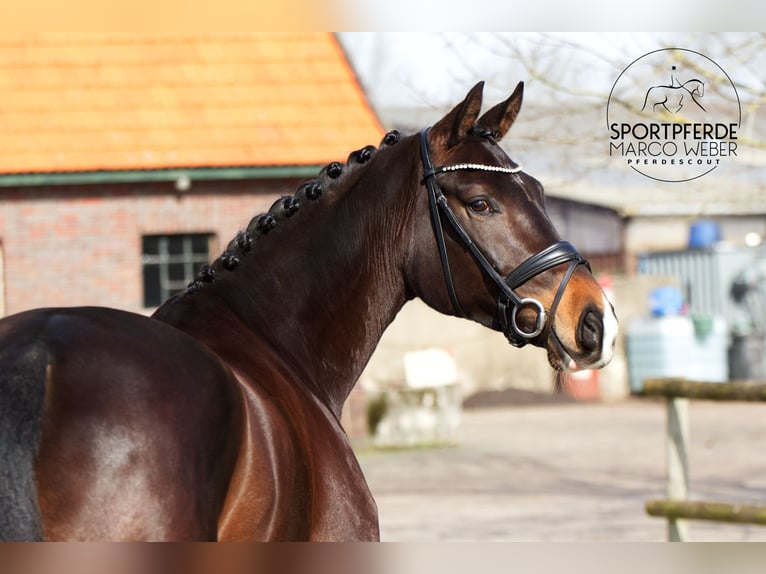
{"left": 182, "top": 130, "right": 402, "bottom": 296}
{"left": 468, "top": 125, "right": 500, "bottom": 140}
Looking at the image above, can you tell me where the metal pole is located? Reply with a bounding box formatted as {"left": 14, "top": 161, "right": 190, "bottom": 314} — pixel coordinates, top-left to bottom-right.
{"left": 666, "top": 397, "right": 690, "bottom": 541}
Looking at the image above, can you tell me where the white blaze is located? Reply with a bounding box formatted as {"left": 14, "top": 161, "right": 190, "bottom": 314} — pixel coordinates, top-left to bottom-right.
{"left": 598, "top": 292, "right": 619, "bottom": 367}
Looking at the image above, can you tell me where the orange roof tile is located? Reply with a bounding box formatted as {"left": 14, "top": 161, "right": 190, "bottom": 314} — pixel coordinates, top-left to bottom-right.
{"left": 0, "top": 33, "right": 384, "bottom": 174}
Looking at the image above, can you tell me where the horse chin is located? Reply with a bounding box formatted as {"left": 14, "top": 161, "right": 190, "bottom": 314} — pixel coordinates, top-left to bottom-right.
{"left": 546, "top": 330, "right": 580, "bottom": 373}
{"left": 546, "top": 327, "right": 615, "bottom": 373}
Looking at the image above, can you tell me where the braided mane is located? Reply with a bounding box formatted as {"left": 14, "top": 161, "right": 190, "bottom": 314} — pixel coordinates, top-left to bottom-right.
{"left": 184, "top": 130, "right": 402, "bottom": 296}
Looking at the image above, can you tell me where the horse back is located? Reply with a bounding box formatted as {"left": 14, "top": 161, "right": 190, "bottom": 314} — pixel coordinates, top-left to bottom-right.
{"left": 0, "top": 306, "right": 378, "bottom": 540}
{"left": 0, "top": 307, "right": 243, "bottom": 541}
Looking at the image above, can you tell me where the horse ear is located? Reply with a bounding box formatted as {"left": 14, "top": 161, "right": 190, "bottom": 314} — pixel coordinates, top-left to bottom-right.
{"left": 476, "top": 81, "right": 524, "bottom": 141}
{"left": 429, "top": 81, "right": 484, "bottom": 149}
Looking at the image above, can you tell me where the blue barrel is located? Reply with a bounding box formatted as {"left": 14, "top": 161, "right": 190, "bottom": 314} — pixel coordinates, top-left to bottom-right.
{"left": 688, "top": 220, "right": 721, "bottom": 248}
{"left": 649, "top": 286, "right": 684, "bottom": 317}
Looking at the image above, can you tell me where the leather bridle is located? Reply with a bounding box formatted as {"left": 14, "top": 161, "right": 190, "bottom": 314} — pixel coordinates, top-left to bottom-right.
{"left": 419, "top": 128, "right": 590, "bottom": 348}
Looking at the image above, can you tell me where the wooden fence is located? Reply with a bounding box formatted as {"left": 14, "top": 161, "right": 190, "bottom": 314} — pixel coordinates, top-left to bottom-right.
{"left": 640, "top": 378, "right": 766, "bottom": 541}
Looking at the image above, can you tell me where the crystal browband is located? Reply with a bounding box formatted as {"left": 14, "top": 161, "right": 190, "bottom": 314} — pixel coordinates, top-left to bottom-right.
{"left": 432, "top": 163, "right": 523, "bottom": 175}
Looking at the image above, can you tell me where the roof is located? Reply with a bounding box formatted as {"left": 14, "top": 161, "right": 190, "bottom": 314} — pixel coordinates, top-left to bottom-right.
{"left": 0, "top": 34, "right": 384, "bottom": 175}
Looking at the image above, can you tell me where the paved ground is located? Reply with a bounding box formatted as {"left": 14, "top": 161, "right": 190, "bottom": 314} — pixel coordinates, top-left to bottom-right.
{"left": 356, "top": 397, "right": 766, "bottom": 541}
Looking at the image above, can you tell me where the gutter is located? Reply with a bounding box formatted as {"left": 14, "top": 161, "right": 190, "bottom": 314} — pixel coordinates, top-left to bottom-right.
{"left": 0, "top": 165, "right": 323, "bottom": 188}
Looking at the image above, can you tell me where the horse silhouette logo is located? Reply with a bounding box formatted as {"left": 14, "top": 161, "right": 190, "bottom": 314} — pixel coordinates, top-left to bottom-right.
{"left": 641, "top": 65, "right": 706, "bottom": 115}
{"left": 607, "top": 48, "right": 741, "bottom": 183}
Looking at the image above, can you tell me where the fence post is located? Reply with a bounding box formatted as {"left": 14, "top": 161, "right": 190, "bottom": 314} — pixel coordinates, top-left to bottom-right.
{"left": 666, "top": 397, "right": 690, "bottom": 541}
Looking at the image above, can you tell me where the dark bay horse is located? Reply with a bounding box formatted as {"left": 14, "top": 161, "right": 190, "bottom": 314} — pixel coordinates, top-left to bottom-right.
{"left": 0, "top": 81, "right": 617, "bottom": 541}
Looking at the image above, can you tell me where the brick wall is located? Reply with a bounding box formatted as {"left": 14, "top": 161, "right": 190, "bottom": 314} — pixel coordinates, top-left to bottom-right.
{"left": 0, "top": 178, "right": 299, "bottom": 316}
{"left": 0, "top": 175, "right": 370, "bottom": 436}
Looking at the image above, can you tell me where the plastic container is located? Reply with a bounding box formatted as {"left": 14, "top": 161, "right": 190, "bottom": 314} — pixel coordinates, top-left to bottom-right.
{"left": 627, "top": 315, "right": 728, "bottom": 392}
{"left": 558, "top": 369, "right": 600, "bottom": 401}
{"left": 688, "top": 220, "right": 721, "bottom": 249}
{"left": 729, "top": 333, "right": 766, "bottom": 381}
{"left": 649, "top": 286, "right": 684, "bottom": 316}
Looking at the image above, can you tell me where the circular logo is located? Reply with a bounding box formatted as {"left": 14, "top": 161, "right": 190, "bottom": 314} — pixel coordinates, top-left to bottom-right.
{"left": 607, "top": 48, "right": 740, "bottom": 183}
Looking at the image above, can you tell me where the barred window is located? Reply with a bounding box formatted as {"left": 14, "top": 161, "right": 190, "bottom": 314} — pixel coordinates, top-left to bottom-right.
{"left": 142, "top": 234, "right": 212, "bottom": 308}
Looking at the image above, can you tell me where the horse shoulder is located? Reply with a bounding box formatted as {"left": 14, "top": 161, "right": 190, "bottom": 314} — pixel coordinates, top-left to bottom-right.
{"left": 216, "top": 371, "right": 311, "bottom": 540}
{"left": 216, "top": 351, "right": 379, "bottom": 541}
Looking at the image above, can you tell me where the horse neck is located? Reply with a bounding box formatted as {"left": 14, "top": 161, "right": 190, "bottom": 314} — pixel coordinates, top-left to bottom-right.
{"left": 155, "top": 140, "right": 418, "bottom": 418}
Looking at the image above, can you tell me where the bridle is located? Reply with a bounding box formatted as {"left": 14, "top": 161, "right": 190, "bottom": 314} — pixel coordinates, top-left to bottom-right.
{"left": 419, "top": 128, "right": 590, "bottom": 348}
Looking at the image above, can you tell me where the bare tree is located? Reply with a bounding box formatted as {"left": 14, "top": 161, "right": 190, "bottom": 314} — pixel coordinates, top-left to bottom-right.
{"left": 465, "top": 33, "right": 766, "bottom": 153}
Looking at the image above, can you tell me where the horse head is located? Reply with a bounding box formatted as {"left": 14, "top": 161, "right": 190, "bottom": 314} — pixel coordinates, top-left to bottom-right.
{"left": 405, "top": 81, "right": 617, "bottom": 372}
{"left": 685, "top": 79, "right": 704, "bottom": 98}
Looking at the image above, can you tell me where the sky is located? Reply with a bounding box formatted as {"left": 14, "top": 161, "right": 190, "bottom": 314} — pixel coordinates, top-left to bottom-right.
{"left": 338, "top": 33, "right": 765, "bottom": 111}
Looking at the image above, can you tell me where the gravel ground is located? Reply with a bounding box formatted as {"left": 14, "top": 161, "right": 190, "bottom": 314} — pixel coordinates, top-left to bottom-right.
{"left": 357, "top": 396, "right": 766, "bottom": 541}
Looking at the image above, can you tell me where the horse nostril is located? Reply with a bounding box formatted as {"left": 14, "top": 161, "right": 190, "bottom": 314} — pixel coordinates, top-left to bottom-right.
{"left": 578, "top": 308, "right": 602, "bottom": 353}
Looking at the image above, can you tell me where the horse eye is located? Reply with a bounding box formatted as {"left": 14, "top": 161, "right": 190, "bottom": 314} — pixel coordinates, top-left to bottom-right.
{"left": 468, "top": 198, "right": 492, "bottom": 214}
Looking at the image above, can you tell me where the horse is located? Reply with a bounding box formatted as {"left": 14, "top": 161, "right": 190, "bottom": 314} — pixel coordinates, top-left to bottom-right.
{"left": 641, "top": 79, "right": 706, "bottom": 115}
{"left": 0, "top": 81, "right": 618, "bottom": 541}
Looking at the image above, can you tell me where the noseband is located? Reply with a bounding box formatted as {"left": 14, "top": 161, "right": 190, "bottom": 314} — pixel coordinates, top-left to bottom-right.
{"left": 419, "top": 128, "right": 590, "bottom": 347}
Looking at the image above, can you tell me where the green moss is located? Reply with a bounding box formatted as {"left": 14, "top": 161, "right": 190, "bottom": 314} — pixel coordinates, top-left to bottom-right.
{"left": 366, "top": 393, "right": 388, "bottom": 436}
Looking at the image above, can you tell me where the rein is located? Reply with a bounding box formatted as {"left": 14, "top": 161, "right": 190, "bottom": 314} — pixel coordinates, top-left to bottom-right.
{"left": 419, "top": 128, "right": 590, "bottom": 347}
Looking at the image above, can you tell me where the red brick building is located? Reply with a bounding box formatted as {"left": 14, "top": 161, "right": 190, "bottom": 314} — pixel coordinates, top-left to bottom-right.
{"left": 0, "top": 33, "right": 383, "bottom": 317}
